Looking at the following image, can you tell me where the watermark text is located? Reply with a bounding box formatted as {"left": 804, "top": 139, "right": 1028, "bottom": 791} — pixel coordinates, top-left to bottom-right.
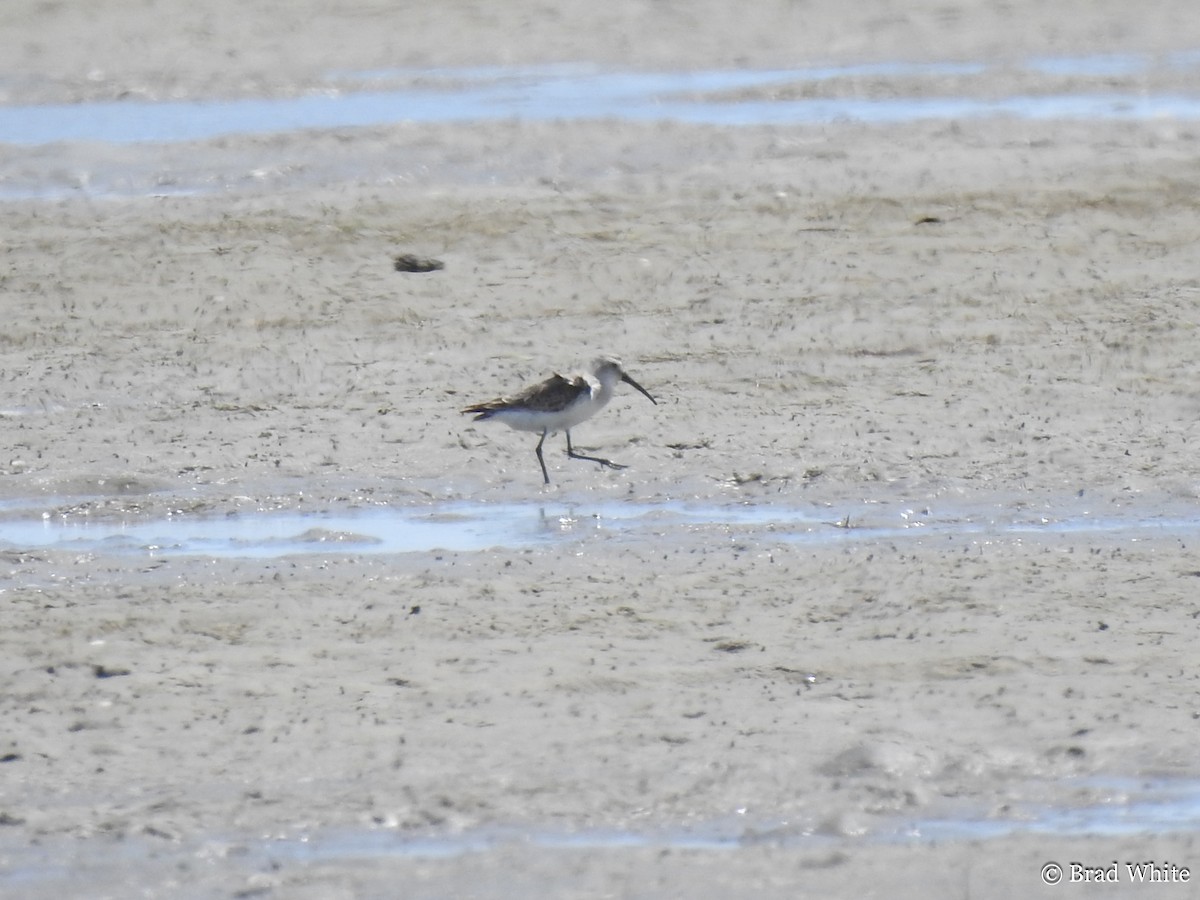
{"left": 1042, "top": 861, "right": 1191, "bottom": 886}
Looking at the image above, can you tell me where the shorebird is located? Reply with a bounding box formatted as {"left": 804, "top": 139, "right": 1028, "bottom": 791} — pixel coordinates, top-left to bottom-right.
{"left": 462, "top": 356, "right": 657, "bottom": 484}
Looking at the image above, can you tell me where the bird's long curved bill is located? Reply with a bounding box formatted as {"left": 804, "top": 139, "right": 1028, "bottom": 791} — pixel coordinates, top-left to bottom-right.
{"left": 622, "top": 373, "right": 657, "bottom": 405}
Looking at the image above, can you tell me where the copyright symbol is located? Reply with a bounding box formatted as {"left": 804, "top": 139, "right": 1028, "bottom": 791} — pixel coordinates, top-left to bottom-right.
{"left": 1042, "top": 862, "right": 1063, "bottom": 885}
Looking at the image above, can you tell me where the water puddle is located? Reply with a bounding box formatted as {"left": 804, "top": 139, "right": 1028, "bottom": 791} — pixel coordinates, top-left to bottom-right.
{"left": 0, "top": 498, "right": 1196, "bottom": 559}
{"left": 912, "top": 777, "right": 1200, "bottom": 842}
{"left": 224, "top": 776, "right": 1200, "bottom": 859}
{"left": 1, "top": 777, "right": 1196, "bottom": 896}
{"left": 3, "top": 53, "right": 1200, "bottom": 146}
{"left": 3, "top": 775, "right": 1193, "bottom": 890}
{"left": 0, "top": 500, "right": 805, "bottom": 558}
{"left": 4, "top": 52, "right": 1199, "bottom": 199}
{"left": 253, "top": 777, "right": 1200, "bottom": 861}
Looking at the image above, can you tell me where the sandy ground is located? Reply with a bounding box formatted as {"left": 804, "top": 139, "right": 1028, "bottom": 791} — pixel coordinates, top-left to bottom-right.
{"left": 4, "top": 1, "right": 1200, "bottom": 897}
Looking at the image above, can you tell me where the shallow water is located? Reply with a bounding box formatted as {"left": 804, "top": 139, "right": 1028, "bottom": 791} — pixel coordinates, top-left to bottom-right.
{"left": 0, "top": 496, "right": 1196, "bottom": 558}
{"left": 249, "top": 776, "right": 1200, "bottom": 859}
{"left": 2, "top": 775, "right": 1196, "bottom": 892}
{"left": 913, "top": 778, "right": 1200, "bottom": 842}
{"left": 3, "top": 52, "right": 1200, "bottom": 146}
{"left": 8, "top": 82, "right": 1199, "bottom": 146}
{"left": 5, "top": 51, "right": 1198, "bottom": 199}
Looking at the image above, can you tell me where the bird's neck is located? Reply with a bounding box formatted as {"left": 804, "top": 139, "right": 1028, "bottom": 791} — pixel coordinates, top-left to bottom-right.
{"left": 593, "top": 370, "right": 620, "bottom": 404}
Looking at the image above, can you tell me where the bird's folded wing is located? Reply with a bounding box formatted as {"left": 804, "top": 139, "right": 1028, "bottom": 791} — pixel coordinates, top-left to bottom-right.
{"left": 461, "top": 373, "right": 589, "bottom": 416}
{"left": 513, "top": 373, "right": 590, "bottom": 412}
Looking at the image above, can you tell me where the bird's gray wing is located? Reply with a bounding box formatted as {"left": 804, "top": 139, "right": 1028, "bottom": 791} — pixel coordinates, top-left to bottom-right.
{"left": 512, "top": 373, "right": 589, "bottom": 412}
{"left": 461, "top": 373, "right": 588, "bottom": 417}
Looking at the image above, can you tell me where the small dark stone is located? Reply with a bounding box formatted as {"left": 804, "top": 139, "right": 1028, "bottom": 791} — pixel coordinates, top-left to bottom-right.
{"left": 714, "top": 640, "right": 753, "bottom": 653}
{"left": 393, "top": 254, "right": 444, "bottom": 273}
{"left": 93, "top": 664, "right": 131, "bottom": 679}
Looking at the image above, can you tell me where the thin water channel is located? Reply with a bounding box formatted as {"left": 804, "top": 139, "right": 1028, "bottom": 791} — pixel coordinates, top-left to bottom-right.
{"left": 3, "top": 51, "right": 1200, "bottom": 198}
{"left": 0, "top": 496, "right": 1198, "bottom": 558}
{"left": 2, "top": 775, "right": 1197, "bottom": 889}
{"left": 231, "top": 776, "right": 1200, "bottom": 857}
{"left": 4, "top": 53, "right": 1200, "bottom": 146}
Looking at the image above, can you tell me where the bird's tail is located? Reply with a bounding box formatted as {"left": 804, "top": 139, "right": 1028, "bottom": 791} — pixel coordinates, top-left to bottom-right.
{"left": 461, "top": 404, "right": 499, "bottom": 420}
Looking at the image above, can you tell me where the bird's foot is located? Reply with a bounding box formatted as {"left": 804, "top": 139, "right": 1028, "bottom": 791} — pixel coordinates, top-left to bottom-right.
{"left": 567, "top": 450, "right": 627, "bottom": 471}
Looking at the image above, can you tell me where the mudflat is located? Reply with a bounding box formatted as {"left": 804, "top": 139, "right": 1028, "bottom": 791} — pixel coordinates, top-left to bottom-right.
{"left": 3, "top": 2, "right": 1200, "bottom": 897}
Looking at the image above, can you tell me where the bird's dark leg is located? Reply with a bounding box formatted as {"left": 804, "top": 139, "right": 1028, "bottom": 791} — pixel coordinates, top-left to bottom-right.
{"left": 535, "top": 430, "right": 551, "bottom": 484}
{"left": 565, "top": 430, "right": 627, "bottom": 470}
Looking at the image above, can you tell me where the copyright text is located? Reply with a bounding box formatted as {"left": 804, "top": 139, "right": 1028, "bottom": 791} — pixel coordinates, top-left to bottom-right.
{"left": 1041, "top": 861, "right": 1191, "bottom": 886}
